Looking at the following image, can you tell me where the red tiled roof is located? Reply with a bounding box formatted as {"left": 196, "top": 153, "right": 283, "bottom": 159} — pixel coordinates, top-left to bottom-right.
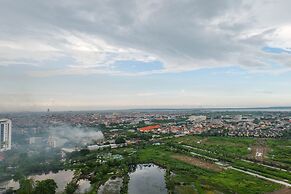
{"left": 139, "top": 125, "right": 160, "bottom": 132}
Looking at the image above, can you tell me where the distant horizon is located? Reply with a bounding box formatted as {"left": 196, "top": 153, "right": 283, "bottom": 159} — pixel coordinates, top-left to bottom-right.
{"left": 1, "top": 105, "right": 291, "bottom": 114}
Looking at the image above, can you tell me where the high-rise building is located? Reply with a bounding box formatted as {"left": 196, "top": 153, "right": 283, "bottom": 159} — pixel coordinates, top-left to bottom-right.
{"left": 0, "top": 119, "right": 12, "bottom": 151}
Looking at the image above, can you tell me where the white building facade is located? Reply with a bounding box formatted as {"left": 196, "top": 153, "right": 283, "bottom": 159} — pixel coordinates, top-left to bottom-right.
{"left": 0, "top": 119, "right": 12, "bottom": 151}
{"left": 189, "top": 115, "right": 207, "bottom": 123}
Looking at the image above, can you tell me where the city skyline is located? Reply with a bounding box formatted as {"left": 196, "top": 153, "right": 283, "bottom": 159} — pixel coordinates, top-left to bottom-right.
{"left": 1, "top": 0, "right": 291, "bottom": 111}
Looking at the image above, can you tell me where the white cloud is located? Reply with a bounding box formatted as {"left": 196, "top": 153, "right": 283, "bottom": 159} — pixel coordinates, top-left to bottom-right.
{"left": 0, "top": 0, "right": 290, "bottom": 75}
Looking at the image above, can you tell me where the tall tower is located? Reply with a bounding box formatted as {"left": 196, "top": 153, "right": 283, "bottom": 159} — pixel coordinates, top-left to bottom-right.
{"left": 0, "top": 119, "right": 12, "bottom": 151}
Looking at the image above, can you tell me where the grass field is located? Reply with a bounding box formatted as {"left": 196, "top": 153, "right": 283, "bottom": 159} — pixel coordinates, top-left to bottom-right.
{"left": 266, "top": 139, "right": 291, "bottom": 167}
{"left": 136, "top": 146, "right": 282, "bottom": 194}
{"left": 170, "top": 135, "right": 255, "bottom": 158}
{"left": 232, "top": 160, "right": 291, "bottom": 183}
{"left": 175, "top": 185, "right": 198, "bottom": 194}
{"left": 169, "top": 135, "right": 291, "bottom": 168}
{"left": 67, "top": 136, "right": 288, "bottom": 194}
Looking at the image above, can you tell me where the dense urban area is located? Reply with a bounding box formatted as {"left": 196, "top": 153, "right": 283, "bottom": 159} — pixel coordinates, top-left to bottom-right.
{"left": 0, "top": 108, "right": 290, "bottom": 194}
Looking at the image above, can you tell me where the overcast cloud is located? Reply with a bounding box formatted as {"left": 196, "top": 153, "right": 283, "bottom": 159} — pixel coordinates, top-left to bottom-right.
{"left": 0, "top": 0, "right": 291, "bottom": 110}
{"left": 0, "top": 0, "right": 290, "bottom": 75}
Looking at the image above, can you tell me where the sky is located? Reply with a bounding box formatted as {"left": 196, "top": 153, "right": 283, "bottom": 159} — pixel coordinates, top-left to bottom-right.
{"left": 0, "top": 0, "right": 291, "bottom": 111}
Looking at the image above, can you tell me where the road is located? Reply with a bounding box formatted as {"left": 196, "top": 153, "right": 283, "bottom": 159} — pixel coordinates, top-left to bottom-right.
{"left": 230, "top": 167, "right": 291, "bottom": 187}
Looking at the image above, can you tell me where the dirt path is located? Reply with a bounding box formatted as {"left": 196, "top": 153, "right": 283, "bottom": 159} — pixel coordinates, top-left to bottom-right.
{"left": 266, "top": 188, "right": 291, "bottom": 194}
{"left": 172, "top": 154, "right": 223, "bottom": 172}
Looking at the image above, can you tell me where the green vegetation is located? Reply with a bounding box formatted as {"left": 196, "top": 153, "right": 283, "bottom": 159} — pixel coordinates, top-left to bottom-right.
{"left": 169, "top": 135, "right": 291, "bottom": 170}
{"left": 16, "top": 178, "right": 57, "bottom": 194}
{"left": 64, "top": 182, "right": 78, "bottom": 194}
{"left": 17, "top": 178, "right": 34, "bottom": 194}
{"left": 203, "top": 170, "right": 279, "bottom": 194}
{"left": 136, "top": 146, "right": 282, "bottom": 194}
{"left": 3, "top": 135, "right": 286, "bottom": 194}
{"left": 120, "top": 174, "right": 129, "bottom": 194}
{"left": 65, "top": 147, "right": 138, "bottom": 193}
{"left": 164, "top": 135, "right": 291, "bottom": 185}
{"left": 170, "top": 135, "right": 255, "bottom": 158}
{"left": 115, "top": 136, "right": 126, "bottom": 144}
{"left": 232, "top": 160, "right": 291, "bottom": 183}
{"left": 34, "top": 179, "right": 58, "bottom": 194}
{"left": 62, "top": 137, "right": 285, "bottom": 194}
{"left": 266, "top": 139, "right": 291, "bottom": 167}
{"left": 175, "top": 185, "right": 198, "bottom": 194}
{"left": 0, "top": 150, "right": 63, "bottom": 182}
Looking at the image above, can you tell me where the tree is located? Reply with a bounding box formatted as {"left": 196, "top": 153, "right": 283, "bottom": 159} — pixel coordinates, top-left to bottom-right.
{"left": 13, "top": 172, "right": 25, "bottom": 181}
{"left": 64, "top": 182, "right": 78, "bottom": 194}
{"left": 17, "top": 178, "right": 34, "bottom": 194}
{"left": 80, "top": 149, "right": 90, "bottom": 156}
{"left": 34, "top": 179, "right": 58, "bottom": 194}
{"left": 4, "top": 188, "right": 14, "bottom": 194}
{"left": 115, "top": 136, "right": 126, "bottom": 144}
{"left": 254, "top": 118, "right": 260, "bottom": 124}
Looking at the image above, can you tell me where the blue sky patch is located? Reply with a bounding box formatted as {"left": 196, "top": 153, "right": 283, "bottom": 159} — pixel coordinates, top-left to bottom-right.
{"left": 112, "top": 60, "right": 164, "bottom": 73}
{"left": 262, "top": 47, "right": 291, "bottom": 54}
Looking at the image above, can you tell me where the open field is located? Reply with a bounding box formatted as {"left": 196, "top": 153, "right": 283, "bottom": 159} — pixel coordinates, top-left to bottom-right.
{"left": 266, "top": 139, "right": 291, "bottom": 167}
{"left": 175, "top": 185, "right": 198, "bottom": 194}
{"left": 170, "top": 135, "right": 291, "bottom": 169}
{"left": 137, "top": 146, "right": 282, "bottom": 194}
{"left": 232, "top": 160, "right": 291, "bottom": 183}
{"left": 170, "top": 135, "right": 255, "bottom": 158}
{"left": 172, "top": 154, "right": 223, "bottom": 172}
{"left": 63, "top": 136, "right": 289, "bottom": 194}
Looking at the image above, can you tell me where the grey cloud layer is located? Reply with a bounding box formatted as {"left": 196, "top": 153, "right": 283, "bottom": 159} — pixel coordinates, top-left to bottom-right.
{"left": 0, "top": 0, "right": 290, "bottom": 74}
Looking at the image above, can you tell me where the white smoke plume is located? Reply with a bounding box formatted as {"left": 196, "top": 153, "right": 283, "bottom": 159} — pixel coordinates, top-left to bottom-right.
{"left": 48, "top": 125, "right": 104, "bottom": 148}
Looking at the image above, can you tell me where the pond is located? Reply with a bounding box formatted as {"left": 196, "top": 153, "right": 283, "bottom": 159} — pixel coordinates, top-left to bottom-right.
{"left": 0, "top": 170, "right": 74, "bottom": 193}
{"left": 128, "top": 164, "right": 168, "bottom": 194}
{"left": 98, "top": 177, "right": 123, "bottom": 194}
{"left": 76, "top": 179, "right": 92, "bottom": 193}
{"left": 1, "top": 164, "right": 168, "bottom": 194}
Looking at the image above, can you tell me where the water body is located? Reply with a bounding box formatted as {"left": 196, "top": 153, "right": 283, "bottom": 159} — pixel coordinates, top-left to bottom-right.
{"left": 128, "top": 164, "right": 168, "bottom": 194}
{"left": 77, "top": 179, "right": 92, "bottom": 193}
{"left": 0, "top": 170, "right": 74, "bottom": 193}
{"left": 98, "top": 177, "right": 123, "bottom": 194}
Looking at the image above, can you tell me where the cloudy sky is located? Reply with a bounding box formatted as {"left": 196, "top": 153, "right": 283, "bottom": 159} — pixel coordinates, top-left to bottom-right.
{"left": 1, "top": 0, "right": 291, "bottom": 111}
